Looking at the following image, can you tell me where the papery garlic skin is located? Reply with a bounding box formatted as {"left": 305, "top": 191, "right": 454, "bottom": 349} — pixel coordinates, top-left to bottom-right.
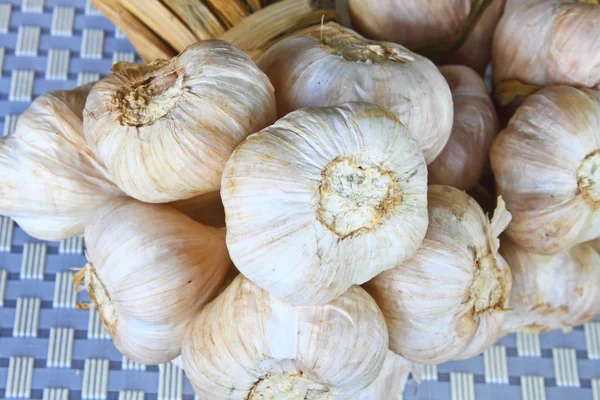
{"left": 493, "top": 0, "right": 600, "bottom": 89}
{"left": 182, "top": 275, "right": 389, "bottom": 400}
{"left": 258, "top": 22, "right": 452, "bottom": 164}
{"left": 355, "top": 350, "right": 412, "bottom": 400}
{"left": 84, "top": 41, "right": 276, "bottom": 203}
{"left": 365, "top": 186, "right": 512, "bottom": 365}
{"left": 221, "top": 102, "right": 429, "bottom": 306}
{"left": 429, "top": 66, "right": 499, "bottom": 191}
{"left": 77, "top": 198, "right": 230, "bottom": 365}
{"left": 490, "top": 86, "right": 600, "bottom": 254}
{"left": 0, "top": 85, "right": 124, "bottom": 241}
{"left": 500, "top": 238, "right": 600, "bottom": 334}
{"left": 348, "top": 0, "right": 506, "bottom": 74}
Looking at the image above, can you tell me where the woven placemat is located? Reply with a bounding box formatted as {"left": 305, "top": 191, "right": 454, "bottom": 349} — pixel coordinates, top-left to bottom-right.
{"left": 0, "top": 1, "right": 598, "bottom": 399}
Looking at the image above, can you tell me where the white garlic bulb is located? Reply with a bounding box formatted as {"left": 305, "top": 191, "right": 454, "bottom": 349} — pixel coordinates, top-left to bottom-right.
{"left": 182, "top": 275, "right": 389, "bottom": 400}
{"left": 429, "top": 65, "right": 499, "bottom": 191}
{"left": 258, "top": 22, "right": 453, "bottom": 164}
{"left": 75, "top": 198, "right": 231, "bottom": 365}
{"left": 84, "top": 41, "right": 276, "bottom": 203}
{"left": 365, "top": 185, "right": 512, "bottom": 364}
{"left": 0, "top": 85, "right": 124, "bottom": 241}
{"left": 500, "top": 238, "right": 600, "bottom": 334}
{"left": 348, "top": 0, "right": 506, "bottom": 74}
{"left": 493, "top": 0, "right": 600, "bottom": 91}
{"left": 222, "top": 102, "right": 429, "bottom": 305}
{"left": 490, "top": 86, "right": 600, "bottom": 254}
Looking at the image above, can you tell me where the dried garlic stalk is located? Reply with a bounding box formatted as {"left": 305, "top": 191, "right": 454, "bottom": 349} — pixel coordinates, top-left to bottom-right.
{"left": 162, "top": 0, "right": 226, "bottom": 40}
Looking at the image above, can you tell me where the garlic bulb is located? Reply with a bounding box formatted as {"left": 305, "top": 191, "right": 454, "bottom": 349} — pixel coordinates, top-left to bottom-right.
{"left": 490, "top": 86, "right": 600, "bottom": 254}
{"left": 365, "top": 185, "right": 512, "bottom": 364}
{"left": 75, "top": 198, "right": 230, "bottom": 365}
{"left": 182, "top": 275, "right": 389, "bottom": 400}
{"left": 221, "top": 102, "right": 429, "bottom": 305}
{"left": 493, "top": 0, "right": 600, "bottom": 92}
{"left": 429, "top": 65, "right": 499, "bottom": 191}
{"left": 348, "top": 0, "right": 506, "bottom": 74}
{"left": 84, "top": 41, "right": 276, "bottom": 203}
{"left": 500, "top": 238, "right": 600, "bottom": 334}
{"left": 258, "top": 22, "right": 453, "bottom": 164}
{"left": 0, "top": 85, "right": 124, "bottom": 241}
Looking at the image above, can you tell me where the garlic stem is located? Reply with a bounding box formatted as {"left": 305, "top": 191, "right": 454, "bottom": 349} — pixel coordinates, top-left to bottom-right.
{"left": 318, "top": 29, "right": 414, "bottom": 63}
{"left": 162, "top": 0, "right": 226, "bottom": 40}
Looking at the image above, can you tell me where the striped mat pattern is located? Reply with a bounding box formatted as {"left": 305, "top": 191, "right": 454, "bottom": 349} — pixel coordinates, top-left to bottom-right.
{"left": 0, "top": 1, "right": 599, "bottom": 399}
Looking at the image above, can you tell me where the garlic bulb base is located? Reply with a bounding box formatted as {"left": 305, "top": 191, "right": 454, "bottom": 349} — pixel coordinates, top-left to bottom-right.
{"left": 114, "top": 69, "right": 184, "bottom": 127}
{"left": 318, "top": 157, "right": 402, "bottom": 238}
{"left": 73, "top": 264, "right": 116, "bottom": 335}
{"left": 249, "top": 374, "right": 329, "bottom": 400}
{"left": 471, "top": 255, "right": 508, "bottom": 314}
{"left": 577, "top": 150, "right": 600, "bottom": 206}
{"left": 318, "top": 30, "right": 414, "bottom": 64}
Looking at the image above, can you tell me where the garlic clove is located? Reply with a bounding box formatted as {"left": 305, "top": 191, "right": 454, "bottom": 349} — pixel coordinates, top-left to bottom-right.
{"left": 182, "top": 275, "right": 389, "bottom": 400}
{"left": 429, "top": 65, "right": 499, "bottom": 191}
{"left": 500, "top": 237, "right": 600, "bottom": 335}
{"left": 84, "top": 41, "right": 276, "bottom": 203}
{"left": 258, "top": 22, "right": 453, "bottom": 164}
{"left": 348, "top": 0, "right": 506, "bottom": 75}
{"left": 75, "top": 198, "right": 231, "bottom": 365}
{"left": 490, "top": 86, "right": 600, "bottom": 254}
{"left": 364, "top": 185, "right": 512, "bottom": 364}
{"left": 0, "top": 84, "right": 125, "bottom": 241}
{"left": 221, "top": 102, "right": 429, "bottom": 306}
{"left": 493, "top": 0, "right": 600, "bottom": 90}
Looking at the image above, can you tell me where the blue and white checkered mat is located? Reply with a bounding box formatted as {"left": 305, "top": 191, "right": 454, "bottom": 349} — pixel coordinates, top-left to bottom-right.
{"left": 0, "top": 1, "right": 599, "bottom": 399}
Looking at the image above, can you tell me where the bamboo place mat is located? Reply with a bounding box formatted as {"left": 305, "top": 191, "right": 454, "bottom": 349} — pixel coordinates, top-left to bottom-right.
{"left": 0, "top": 1, "right": 599, "bottom": 399}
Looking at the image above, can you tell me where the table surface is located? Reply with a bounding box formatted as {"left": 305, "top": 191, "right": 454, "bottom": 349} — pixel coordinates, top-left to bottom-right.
{"left": 0, "top": 1, "right": 598, "bottom": 399}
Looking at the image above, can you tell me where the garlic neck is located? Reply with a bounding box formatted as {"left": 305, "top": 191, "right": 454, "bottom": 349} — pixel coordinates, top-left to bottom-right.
{"left": 249, "top": 374, "right": 330, "bottom": 400}
{"left": 80, "top": 263, "right": 117, "bottom": 334}
{"left": 115, "top": 68, "right": 184, "bottom": 127}
{"left": 317, "top": 157, "right": 402, "bottom": 238}
{"left": 577, "top": 150, "right": 600, "bottom": 207}
{"left": 319, "top": 30, "right": 414, "bottom": 64}
{"left": 573, "top": 0, "right": 598, "bottom": 4}
{"left": 470, "top": 255, "right": 506, "bottom": 314}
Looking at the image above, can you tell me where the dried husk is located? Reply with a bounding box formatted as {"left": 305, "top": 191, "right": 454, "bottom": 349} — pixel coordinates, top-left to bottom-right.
{"left": 162, "top": 0, "right": 226, "bottom": 40}
{"left": 182, "top": 275, "right": 389, "bottom": 400}
{"left": 0, "top": 85, "right": 124, "bottom": 241}
{"left": 500, "top": 237, "right": 600, "bottom": 334}
{"left": 75, "top": 198, "right": 231, "bottom": 365}
{"left": 490, "top": 86, "right": 600, "bottom": 254}
{"left": 429, "top": 65, "right": 499, "bottom": 190}
{"left": 348, "top": 0, "right": 506, "bottom": 74}
{"left": 222, "top": 103, "right": 429, "bottom": 305}
{"left": 365, "top": 186, "right": 512, "bottom": 364}
{"left": 84, "top": 41, "right": 276, "bottom": 203}
{"left": 258, "top": 22, "right": 453, "bottom": 164}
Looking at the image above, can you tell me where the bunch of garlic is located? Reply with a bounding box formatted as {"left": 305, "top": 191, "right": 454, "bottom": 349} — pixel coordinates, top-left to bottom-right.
{"left": 84, "top": 41, "right": 276, "bottom": 203}
{"left": 348, "top": 0, "right": 506, "bottom": 74}
{"left": 0, "top": 85, "right": 124, "bottom": 241}
{"left": 493, "top": 0, "right": 600, "bottom": 102}
{"left": 182, "top": 274, "right": 389, "bottom": 400}
{"left": 221, "top": 102, "right": 429, "bottom": 305}
{"left": 75, "top": 198, "right": 231, "bottom": 365}
{"left": 500, "top": 238, "right": 600, "bottom": 334}
{"left": 490, "top": 86, "right": 600, "bottom": 254}
{"left": 429, "top": 65, "right": 499, "bottom": 191}
{"left": 365, "top": 185, "right": 512, "bottom": 364}
{"left": 258, "top": 22, "right": 453, "bottom": 164}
